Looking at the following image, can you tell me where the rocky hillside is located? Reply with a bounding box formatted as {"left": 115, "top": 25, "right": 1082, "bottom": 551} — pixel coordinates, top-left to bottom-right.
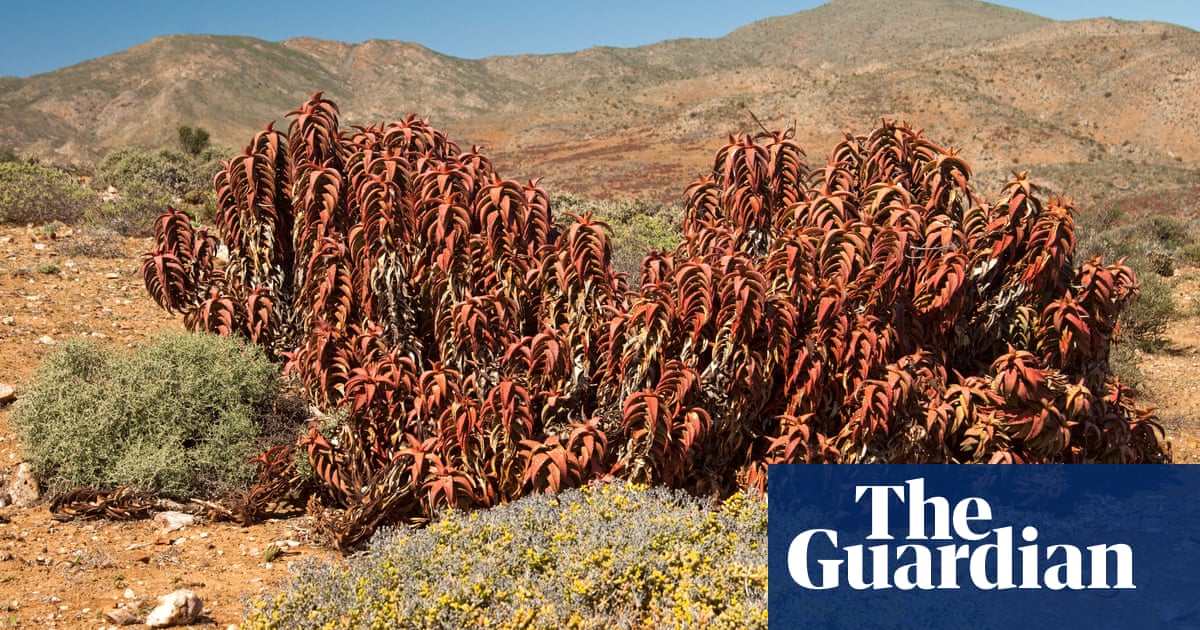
{"left": 1, "top": 0, "right": 1198, "bottom": 202}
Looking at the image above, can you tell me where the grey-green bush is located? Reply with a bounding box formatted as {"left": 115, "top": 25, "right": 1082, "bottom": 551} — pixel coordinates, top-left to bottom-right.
{"left": 242, "top": 483, "right": 767, "bottom": 629}
{"left": 93, "top": 181, "right": 173, "bottom": 237}
{"left": 93, "top": 145, "right": 222, "bottom": 200}
{"left": 551, "top": 192, "right": 682, "bottom": 284}
{"left": 0, "top": 161, "right": 99, "bottom": 225}
{"left": 13, "top": 332, "right": 280, "bottom": 500}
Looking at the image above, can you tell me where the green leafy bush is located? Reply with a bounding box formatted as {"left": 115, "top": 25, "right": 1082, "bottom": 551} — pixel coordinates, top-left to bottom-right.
{"left": 13, "top": 332, "right": 281, "bottom": 500}
{"left": 92, "top": 145, "right": 224, "bottom": 204}
{"left": 0, "top": 161, "right": 99, "bottom": 225}
{"left": 242, "top": 482, "right": 766, "bottom": 629}
{"left": 552, "top": 192, "right": 682, "bottom": 283}
{"left": 94, "top": 181, "right": 174, "bottom": 237}
{"left": 1119, "top": 271, "right": 1176, "bottom": 352}
{"left": 178, "top": 124, "right": 212, "bottom": 156}
{"left": 1177, "top": 242, "right": 1200, "bottom": 266}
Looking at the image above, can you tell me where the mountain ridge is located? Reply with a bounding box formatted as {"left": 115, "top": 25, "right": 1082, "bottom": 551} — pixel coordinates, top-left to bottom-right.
{"left": 1, "top": 0, "right": 1197, "bottom": 202}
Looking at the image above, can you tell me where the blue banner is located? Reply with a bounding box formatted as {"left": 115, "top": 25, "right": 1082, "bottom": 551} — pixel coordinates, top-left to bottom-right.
{"left": 768, "top": 465, "right": 1200, "bottom": 629}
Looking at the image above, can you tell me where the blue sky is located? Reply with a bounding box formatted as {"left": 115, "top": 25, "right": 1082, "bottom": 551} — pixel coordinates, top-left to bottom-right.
{"left": 1, "top": 0, "right": 1197, "bottom": 78}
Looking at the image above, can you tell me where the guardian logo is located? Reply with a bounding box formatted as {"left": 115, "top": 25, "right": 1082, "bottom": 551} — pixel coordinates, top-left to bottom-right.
{"left": 767, "top": 465, "right": 1200, "bottom": 629}
{"left": 787, "top": 478, "right": 1134, "bottom": 591}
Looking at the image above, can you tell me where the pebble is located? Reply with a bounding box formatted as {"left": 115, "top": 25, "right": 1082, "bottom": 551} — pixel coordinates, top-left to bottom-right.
{"left": 144, "top": 589, "right": 202, "bottom": 628}
{"left": 36, "top": 335, "right": 55, "bottom": 345}
{"left": 8, "top": 462, "right": 41, "bottom": 507}
{"left": 105, "top": 605, "right": 140, "bottom": 626}
{"left": 105, "top": 272, "right": 120, "bottom": 279}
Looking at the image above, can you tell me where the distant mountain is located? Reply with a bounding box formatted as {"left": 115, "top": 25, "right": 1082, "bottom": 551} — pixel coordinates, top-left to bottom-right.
{"left": 2, "top": 0, "right": 1198, "bottom": 203}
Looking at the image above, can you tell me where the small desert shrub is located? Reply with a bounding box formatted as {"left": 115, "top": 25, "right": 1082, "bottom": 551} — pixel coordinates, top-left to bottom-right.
{"left": 1075, "top": 210, "right": 1185, "bottom": 352}
{"left": 1147, "top": 250, "right": 1175, "bottom": 277}
{"left": 93, "top": 145, "right": 223, "bottom": 200}
{"left": 1176, "top": 242, "right": 1200, "bottom": 266}
{"left": 92, "top": 182, "right": 172, "bottom": 237}
{"left": 552, "top": 192, "right": 682, "bottom": 283}
{"left": 242, "top": 483, "right": 767, "bottom": 629}
{"left": 13, "top": 332, "right": 281, "bottom": 500}
{"left": 0, "top": 161, "right": 99, "bottom": 225}
{"left": 59, "top": 227, "right": 126, "bottom": 259}
{"left": 1135, "top": 215, "right": 1193, "bottom": 251}
{"left": 1119, "top": 271, "right": 1176, "bottom": 353}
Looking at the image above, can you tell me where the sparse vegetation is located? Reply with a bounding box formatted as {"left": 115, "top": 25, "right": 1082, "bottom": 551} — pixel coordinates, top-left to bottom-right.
{"left": 94, "top": 182, "right": 173, "bottom": 237}
{"left": 177, "top": 124, "right": 211, "bottom": 156}
{"left": 12, "top": 332, "right": 282, "bottom": 500}
{"left": 89, "top": 144, "right": 225, "bottom": 235}
{"left": 1075, "top": 203, "right": 1193, "bottom": 355}
{"left": 0, "top": 161, "right": 99, "bottom": 225}
{"left": 552, "top": 192, "right": 682, "bottom": 283}
{"left": 242, "top": 483, "right": 767, "bottom": 629}
{"left": 58, "top": 226, "right": 127, "bottom": 258}
{"left": 93, "top": 144, "right": 224, "bottom": 200}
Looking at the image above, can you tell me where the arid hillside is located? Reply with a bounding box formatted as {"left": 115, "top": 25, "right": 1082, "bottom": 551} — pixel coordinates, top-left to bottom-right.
{"left": 1, "top": 0, "right": 1198, "bottom": 204}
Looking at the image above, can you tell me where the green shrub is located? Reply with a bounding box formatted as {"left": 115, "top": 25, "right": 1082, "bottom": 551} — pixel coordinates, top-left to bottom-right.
{"left": 242, "top": 482, "right": 767, "bottom": 629}
{"left": 1119, "top": 271, "right": 1176, "bottom": 353}
{"left": 13, "top": 332, "right": 281, "bottom": 500}
{"left": 0, "top": 161, "right": 99, "bottom": 225}
{"left": 92, "top": 181, "right": 172, "bottom": 237}
{"left": 552, "top": 192, "right": 682, "bottom": 283}
{"left": 93, "top": 145, "right": 224, "bottom": 201}
{"left": 178, "top": 124, "right": 211, "bottom": 156}
{"left": 1135, "top": 215, "right": 1193, "bottom": 251}
{"left": 1176, "top": 242, "right": 1200, "bottom": 266}
{"left": 1074, "top": 209, "right": 1185, "bottom": 352}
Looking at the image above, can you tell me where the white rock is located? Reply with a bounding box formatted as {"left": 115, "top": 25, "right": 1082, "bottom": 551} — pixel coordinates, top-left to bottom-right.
{"left": 36, "top": 335, "right": 55, "bottom": 345}
{"left": 152, "top": 511, "right": 195, "bottom": 532}
{"left": 8, "top": 462, "right": 40, "bottom": 507}
{"left": 144, "top": 589, "right": 202, "bottom": 628}
{"left": 0, "top": 383, "right": 14, "bottom": 405}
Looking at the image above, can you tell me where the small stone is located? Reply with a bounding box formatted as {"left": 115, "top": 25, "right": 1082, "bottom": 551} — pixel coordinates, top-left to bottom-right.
{"left": 144, "top": 589, "right": 202, "bottom": 628}
{"left": 123, "top": 588, "right": 135, "bottom": 599}
{"left": 104, "top": 273, "right": 120, "bottom": 280}
{"left": 0, "top": 384, "right": 14, "bottom": 405}
{"left": 36, "top": 335, "right": 55, "bottom": 345}
{"left": 8, "top": 463, "right": 40, "bottom": 507}
{"left": 152, "top": 511, "right": 195, "bottom": 532}
{"left": 104, "top": 606, "right": 140, "bottom": 625}
{"left": 1, "top": 316, "right": 13, "bottom": 325}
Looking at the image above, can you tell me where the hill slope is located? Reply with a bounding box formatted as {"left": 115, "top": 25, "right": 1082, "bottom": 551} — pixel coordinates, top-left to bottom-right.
{"left": 1, "top": 0, "right": 1198, "bottom": 202}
